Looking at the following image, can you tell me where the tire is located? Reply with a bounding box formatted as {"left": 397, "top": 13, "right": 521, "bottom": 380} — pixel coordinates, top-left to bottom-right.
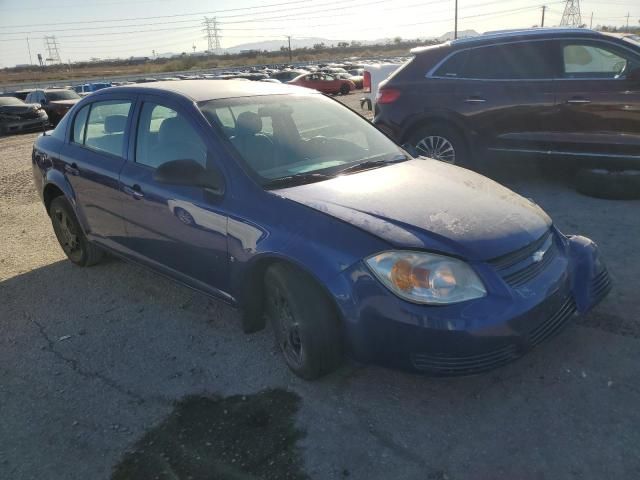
{"left": 340, "top": 83, "right": 350, "bottom": 95}
{"left": 264, "top": 264, "right": 342, "bottom": 379}
{"left": 408, "top": 123, "right": 471, "bottom": 168}
{"left": 174, "top": 207, "right": 196, "bottom": 226}
{"left": 575, "top": 168, "right": 640, "bottom": 200}
{"left": 49, "top": 196, "right": 104, "bottom": 266}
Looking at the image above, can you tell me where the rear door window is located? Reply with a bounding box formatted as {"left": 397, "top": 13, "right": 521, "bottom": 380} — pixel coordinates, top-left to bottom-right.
{"left": 72, "top": 104, "right": 90, "bottom": 144}
{"left": 83, "top": 100, "right": 133, "bottom": 157}
{"left": 443, "top": 42, "right": 557, "bottom": 79}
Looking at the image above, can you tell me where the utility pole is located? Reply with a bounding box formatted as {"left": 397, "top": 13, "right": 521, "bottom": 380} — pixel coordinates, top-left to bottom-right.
{"left": 589, "top": 11, "right": 593, "bottom": 29}
{"left": 26, "top": 37, "right": 33, "bottom": 65}
{"left": 454, "top": 0, "right": 458, "bottom": 39}
{"left": 287, "top": 35, "right": 292, "bottom": 62}
{"left": 541, "top": 5, "right": 546, "bottom": 27}
{"left": 625, "top": 12, "right": 630, "bottom": 32}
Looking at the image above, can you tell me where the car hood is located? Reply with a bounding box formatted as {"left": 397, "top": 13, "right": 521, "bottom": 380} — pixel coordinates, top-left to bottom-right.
{"left": 0, "top": 104, "right": 40, "bottom": 115}
{"left": 274, "top": 158, "right": 551, "bottom": 261}
{"left": 49, "top": 99, "right": 79, "bottom": 107}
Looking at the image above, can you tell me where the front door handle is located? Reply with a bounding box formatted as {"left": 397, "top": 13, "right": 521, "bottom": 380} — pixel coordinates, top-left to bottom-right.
{"left": 64, "top": 163, "right": 80, "bottom": 176}
{"left": 464, "top": 96, "right": 486, "bottom": 103}
{"left": 123, "top": 184, "right": 144, "bottom": 200}
{"left": 566, "top": 97, "right": 591, "bottom": 104}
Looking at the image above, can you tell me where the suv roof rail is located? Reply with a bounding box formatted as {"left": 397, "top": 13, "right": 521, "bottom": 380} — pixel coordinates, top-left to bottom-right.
{"left": 451, "top": 27, "right": 600, "bottom": 45}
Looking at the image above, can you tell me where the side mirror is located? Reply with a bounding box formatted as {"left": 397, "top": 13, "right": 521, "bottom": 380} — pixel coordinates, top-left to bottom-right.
{"left": 153, "top": 159, "right": 225, "bottom": 195}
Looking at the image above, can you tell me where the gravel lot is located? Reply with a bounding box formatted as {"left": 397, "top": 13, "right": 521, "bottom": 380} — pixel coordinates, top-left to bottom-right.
{"left": 1, "top": 94, "right": 639, "bottom": 480}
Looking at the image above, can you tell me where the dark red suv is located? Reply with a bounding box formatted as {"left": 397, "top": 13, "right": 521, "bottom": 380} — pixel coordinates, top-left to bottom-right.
{"left": 374, "top": 28, "right": 640, "bottom": 169}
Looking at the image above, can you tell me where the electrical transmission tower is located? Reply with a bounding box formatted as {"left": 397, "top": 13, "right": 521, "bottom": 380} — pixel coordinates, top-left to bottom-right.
{"left": 43, "top": 36, "right": 62, "bottom": 64}
{"left": 560, "top": 0, "right": 582, "bottom": 27}
{"left": 203, "top": 17, "right": 221, "bottom": 53}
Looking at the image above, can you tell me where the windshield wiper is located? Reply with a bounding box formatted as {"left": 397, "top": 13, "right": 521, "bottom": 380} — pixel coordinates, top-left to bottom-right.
{"left": 264, "top": 172, "right": 333, "bottom": 188}
{"left": 337, "top": 154, "right": 408, "bottom": 175}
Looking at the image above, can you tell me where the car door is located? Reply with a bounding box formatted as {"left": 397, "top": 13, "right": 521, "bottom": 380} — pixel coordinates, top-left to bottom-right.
{"left": 553, "top": 38, "right": 640, "bottom": 160}
{"left": 118, "top": 95, "right": 230, "bottom": 298}
{"left": 59, "top": 95, "right": 133, "bottom": 250}
{"left": 442, "top": 41, "right": 559, "bottom": 154}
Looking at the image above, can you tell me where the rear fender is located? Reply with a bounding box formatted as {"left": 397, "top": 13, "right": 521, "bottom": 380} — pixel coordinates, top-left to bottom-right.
{"left": 43, "top": 170, "right": 89, "bottom": 234}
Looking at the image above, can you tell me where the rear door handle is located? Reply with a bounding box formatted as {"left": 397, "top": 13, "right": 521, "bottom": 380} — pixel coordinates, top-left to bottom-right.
{"left": 64, "top": 163, "right": 80, "bottom": 176}
{"left": 464, "top": 97, "right": 486, "bottom": 103}
{"left": 123, "top": 184, "right": 144, "bottom": 200}
{"left": 566, "top": 97, "right": 591, "bottom": 104}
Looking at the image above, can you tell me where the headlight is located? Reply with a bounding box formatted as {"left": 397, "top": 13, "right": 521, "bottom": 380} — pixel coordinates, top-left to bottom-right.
{"left": 365, "top": 251, "right": 486, "bottom": 305}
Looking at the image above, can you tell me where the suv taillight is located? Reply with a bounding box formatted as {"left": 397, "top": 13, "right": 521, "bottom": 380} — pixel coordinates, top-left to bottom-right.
{"left": 363, "top": 71, "right": 371, "bottom": 93}
{"left": 376, "top": 88, "right": 401, "bottom": 104}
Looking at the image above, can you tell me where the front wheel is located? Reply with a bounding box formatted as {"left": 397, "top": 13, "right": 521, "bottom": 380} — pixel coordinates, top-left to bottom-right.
{"left": 50, "top": 196, "right": 103, "bottom": 266}
{"left": 264, "top": 264, "right": 343, "bottom": 379}
{"left": 408, "top": 124, "right": 470, "bottom": 167}
{"left": 340, "top": 83, "right": 350, "bottom": 95}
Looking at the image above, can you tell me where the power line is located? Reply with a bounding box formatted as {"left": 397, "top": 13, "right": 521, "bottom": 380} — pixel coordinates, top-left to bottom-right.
{"left": 0, "top": 0, "right": 308, "bottom": 28}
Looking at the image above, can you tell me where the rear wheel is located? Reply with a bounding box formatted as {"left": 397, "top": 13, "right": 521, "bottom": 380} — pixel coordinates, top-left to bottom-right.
{"left": 340, "top": 83, "right": 350, "bottom": 95}
{"left": 264, "top": 264, "right": 342, "bottom": 379}
{"left": 408, "top": 123, "right": 471, "bottom": 168}
{"left": 50, "top": 196, "right": 103, "bottom": 266}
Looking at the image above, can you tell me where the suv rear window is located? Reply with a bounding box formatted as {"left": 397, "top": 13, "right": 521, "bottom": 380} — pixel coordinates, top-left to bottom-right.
{"left": 434, "top": 42, "right": 556, "bottom": 79}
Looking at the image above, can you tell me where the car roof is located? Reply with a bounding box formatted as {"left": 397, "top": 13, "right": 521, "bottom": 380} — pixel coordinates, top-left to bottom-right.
{"left": 93, "top": 79, "right": 315, "bottom": 102}
{"left": 411, "top": 28, "right": 606, "bottom": 54}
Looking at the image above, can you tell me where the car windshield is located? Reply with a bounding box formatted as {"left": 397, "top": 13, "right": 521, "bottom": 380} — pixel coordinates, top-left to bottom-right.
{"left": 0, "top": 96, "right": 24, "bottom": 106}
{"left": 199, "top": 94, "right": 404, "bottom": 187}
{"left": 46, "top": 90, "right": 81, "bottom": 101}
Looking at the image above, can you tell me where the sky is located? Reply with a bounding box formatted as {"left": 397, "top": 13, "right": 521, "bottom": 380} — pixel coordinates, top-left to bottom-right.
{"left": 0, "top": 0, "right": 638, "bottom": 67}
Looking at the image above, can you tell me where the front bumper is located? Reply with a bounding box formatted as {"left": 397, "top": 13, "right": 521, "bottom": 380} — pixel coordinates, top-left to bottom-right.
{"left": 0, "top": 114, "right": 48, "bottom": 134}
{"left": 331, "top": 233, "right": 610, "bottom": 375}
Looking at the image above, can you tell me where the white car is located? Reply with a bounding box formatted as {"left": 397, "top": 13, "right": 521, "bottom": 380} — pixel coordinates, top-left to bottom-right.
{"left": 359, "top": 63, "right": 403, "bottom": 111}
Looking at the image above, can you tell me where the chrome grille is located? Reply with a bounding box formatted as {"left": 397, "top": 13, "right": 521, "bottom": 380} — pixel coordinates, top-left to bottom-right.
{"left": 488, "top": 230, "right": 559, "bottom": 288}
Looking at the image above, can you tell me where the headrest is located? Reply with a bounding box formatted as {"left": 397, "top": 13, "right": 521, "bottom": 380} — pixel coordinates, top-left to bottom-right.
{"left": 235, "top": 111, "right": 262, "bottom": 135}
{"left": 104, "top": 114, "right": 127, "bottom": 134}
{"left": 158, "top": 116, "right": 198, "bottom": 144}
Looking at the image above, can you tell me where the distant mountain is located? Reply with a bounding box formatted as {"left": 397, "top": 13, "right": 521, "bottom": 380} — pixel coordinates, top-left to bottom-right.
{"left": 436, "top": 29, "right": 480, "bottom": 41}
{"left": 224, "top": 38, "right": 347, "bottom": 54}
{"left": 222, "top": 30, "right": 480, "bottom": 54}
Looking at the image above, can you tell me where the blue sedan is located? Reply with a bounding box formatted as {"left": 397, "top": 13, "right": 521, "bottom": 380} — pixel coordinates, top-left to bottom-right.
{"left": 31, "top": 80, "right": 610, "bottom": 379}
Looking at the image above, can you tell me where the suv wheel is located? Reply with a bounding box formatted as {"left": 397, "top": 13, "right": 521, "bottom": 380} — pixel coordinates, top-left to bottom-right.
{"left": 409, "top": 124, "right": 470, "bottom": 167}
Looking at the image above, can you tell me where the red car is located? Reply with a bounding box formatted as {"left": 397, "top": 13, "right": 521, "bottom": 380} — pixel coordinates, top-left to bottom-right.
{"left": 288, "top": 73, "right": 355, "bottom": 95}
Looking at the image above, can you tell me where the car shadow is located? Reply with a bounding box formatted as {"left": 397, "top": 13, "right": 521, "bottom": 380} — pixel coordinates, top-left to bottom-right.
{"left": 1, "top": 257, "right": 637, "bottom": 479}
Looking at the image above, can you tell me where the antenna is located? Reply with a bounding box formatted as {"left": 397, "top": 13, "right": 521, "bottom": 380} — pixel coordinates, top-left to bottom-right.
{"left": 560, "top": 0, "right": 582, "bottom": 27}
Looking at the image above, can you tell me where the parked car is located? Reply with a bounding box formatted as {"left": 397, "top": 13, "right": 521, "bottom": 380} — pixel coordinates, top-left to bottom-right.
{"left": 359, "top": 63, "right": 403, "bottom": 111}
{"left": 374, "top": 28, "right": 640, "bottom": 169}
{"left": 25, "top": 88, "right": 81, "bottom": 126}
{"left": 269, "top": 69, "right": 308, "bottom": 83}
{"left": 288, "top": 72, "right": 356, "bottom": 95}
{"left": 336, "top": 72, "right": 363, "bottom": 89}
{"left": 2, "top": 88, "right": 35, "bottom": 101}
{"left": 72, "top": 82, "right": 112, "bottom": 96}
{"left": 0, "top": 96, "right": 48, "bottom": 135}
{"left": 32, "top": 80, "right": 609, "bottom": 379}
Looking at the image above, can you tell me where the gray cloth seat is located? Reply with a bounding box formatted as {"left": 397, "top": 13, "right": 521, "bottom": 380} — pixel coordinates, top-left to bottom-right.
{"left": 148, "top": 116, "right": 207, "bottom": 168}
{"left": 230, "top": 112, "right": 275, "bottom": 172}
